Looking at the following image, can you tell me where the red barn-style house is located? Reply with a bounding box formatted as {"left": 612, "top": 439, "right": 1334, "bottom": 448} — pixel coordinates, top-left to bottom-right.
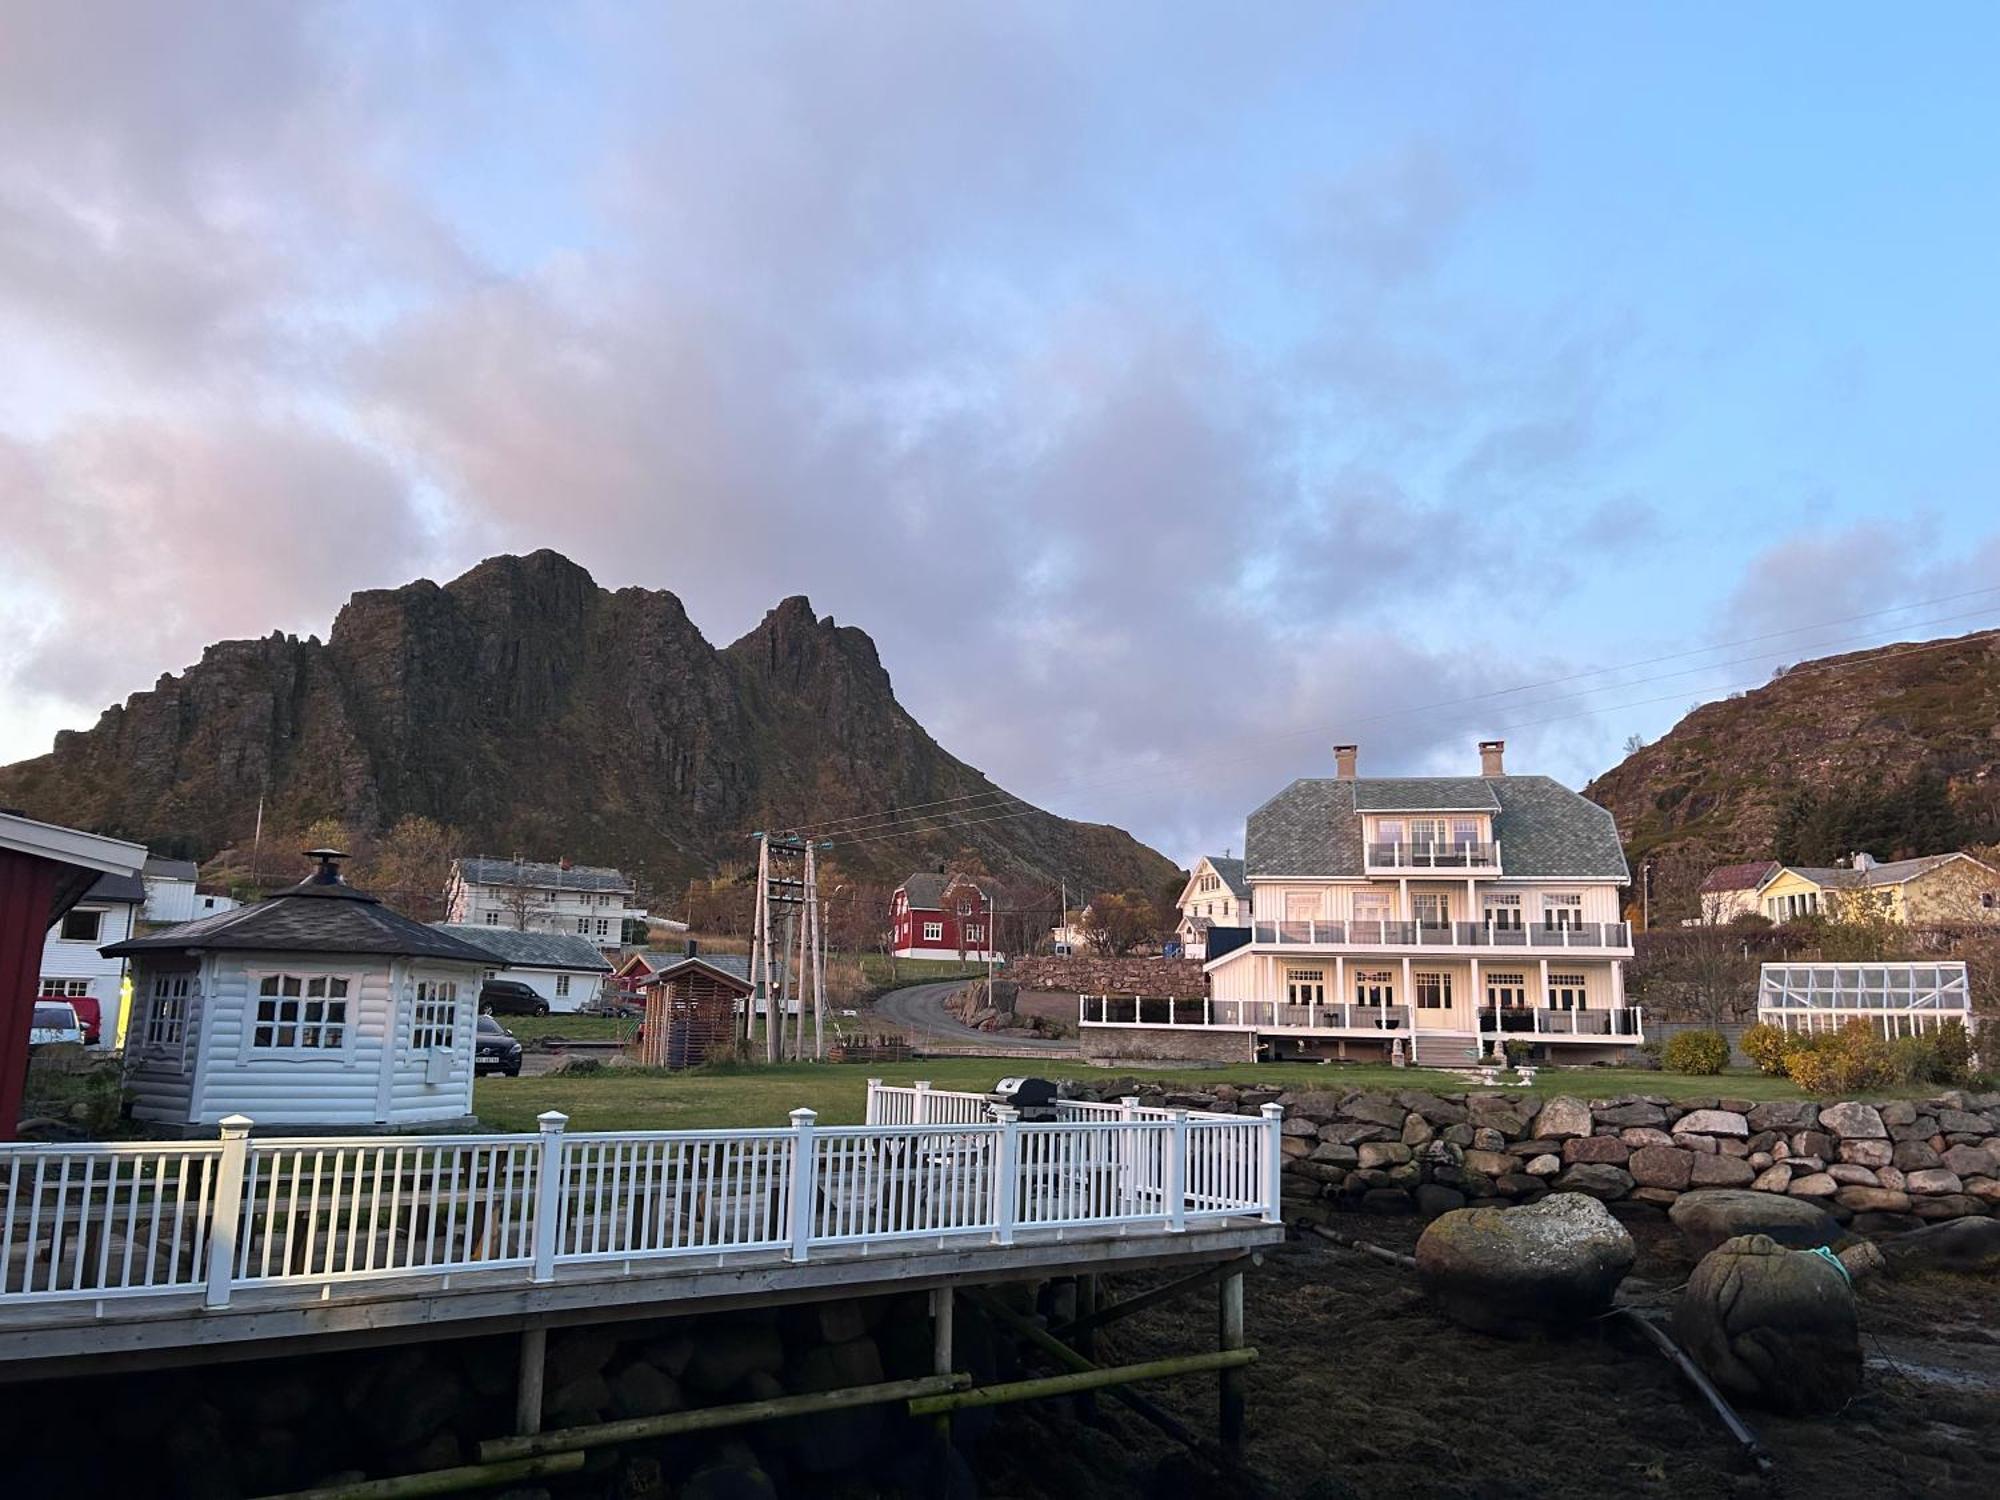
{"left": 891, "top": 871, "right": 1001, "bottom": 962}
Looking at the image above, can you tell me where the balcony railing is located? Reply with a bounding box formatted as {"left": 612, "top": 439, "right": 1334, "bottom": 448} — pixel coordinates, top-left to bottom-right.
{"left": 1079, "top": 995, "right": 1416, "bottom": 1034}
{"left": 1248, "top": 919, "right": 1631, "bottom": 951}
{"left": 1365, "top": 840, "right": 1499, "bottom": 871}
{"left": 1477, "top": 1006, "right": 1645, "bottom": 1038}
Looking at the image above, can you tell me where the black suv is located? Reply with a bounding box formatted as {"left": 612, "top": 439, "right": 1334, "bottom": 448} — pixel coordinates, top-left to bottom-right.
{"left": 475, "top": 1014, "right": 524, "bottom": 1077}
{"left": 478, "top": 978, "right": 550, "bottom": 1016}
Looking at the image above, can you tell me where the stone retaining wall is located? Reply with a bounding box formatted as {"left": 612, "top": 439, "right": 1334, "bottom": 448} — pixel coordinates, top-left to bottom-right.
{"left": 1004, "top": 955, "right": 1205, "bottom": 995}
{"left": 1065, "top": 1080, "right": 2000, "bottom": 1227}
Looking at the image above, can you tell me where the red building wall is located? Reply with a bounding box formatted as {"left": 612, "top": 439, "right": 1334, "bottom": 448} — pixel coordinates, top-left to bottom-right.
{"left": 891, "top": 886, "right": 993, "bottom": 955}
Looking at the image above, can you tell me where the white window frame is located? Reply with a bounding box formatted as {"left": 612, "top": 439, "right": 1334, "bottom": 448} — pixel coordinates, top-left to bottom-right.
{"left": 922, "top": 921, "right": 944, "bottom": 942}
{"left": 1483, "top": 893, "right": 1523, "bottom": 929}
{"left": 1486, "top": 972, "right": 1527, "bottom": 1009}
{"left": 39, "top": 977, "right": 91, "bottom": 998}
{"left": 144, "top": 972, "right": 193, "bottom": 1050}
{"left": 1413, "top": 892, "right": 1450, "bottom": 927}
{"left": 248, "top": 972, "right": 354, "bottom": 1054}
{"left": 1541, "top": 893, "right": 1584, "bottom": 928}
{"left": 1415, "top": 971, "right": 1453, "bottom": 1010}
{"left": 1548, "top": 972, "right": 1588, "bottom": 1010}
{"left": 965, "top": 923, "right": 985, "bottom": 945}
{"left": 1286, "top": 968, "right": 1327, "bottom": 1006}
{"left": 411, "top": 980, "right": 458, "bottom": 1052}
{"left": 555, "top": 973, "right": 571, "bottom": 998}
{"left": 57, "top": 908, "right": 103, "bottom": 943}
{"left": 1354, "top": 968, "right": 1395, "bottom": 1006}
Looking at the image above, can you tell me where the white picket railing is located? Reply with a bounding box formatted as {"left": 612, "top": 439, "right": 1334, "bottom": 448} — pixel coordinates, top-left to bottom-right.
{"left": 1, "top": 1097, "right": 1282, "bottom": 1310}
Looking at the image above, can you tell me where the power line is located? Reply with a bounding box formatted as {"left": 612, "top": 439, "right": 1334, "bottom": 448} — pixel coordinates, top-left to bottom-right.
{"left": 771, "top": 585, "right": 2000, "bottom": 842}
{"left": 782, "top": 608, "right": 2000, "bottom": 845}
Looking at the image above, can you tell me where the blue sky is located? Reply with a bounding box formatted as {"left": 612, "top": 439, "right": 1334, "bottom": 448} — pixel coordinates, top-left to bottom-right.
{"left": 3, "top": 2, "right": 1997, "bottom": 863}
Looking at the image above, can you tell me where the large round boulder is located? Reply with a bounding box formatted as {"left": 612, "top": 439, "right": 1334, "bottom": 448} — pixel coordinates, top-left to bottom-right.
{"left": 1414, "top": 1192, "right": 1636, "bottom": 1338}
{"left": 1668, "top": 1187, "right": 1841, "bottom": 1258}
{"left": 1672, "top": 1233, "right": 1861, "bottom": 1414}
{"left": 1880, "top": 1216, "right": 2000, "bottom": 1276}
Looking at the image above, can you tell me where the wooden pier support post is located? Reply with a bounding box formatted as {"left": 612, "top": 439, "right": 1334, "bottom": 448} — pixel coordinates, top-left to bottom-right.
{"left": 515, "top": 1327, "right": 547, "bottom": 1437}
{"left": 931, "top": 1286, "right": 956, "bottom": 1490}
{"left": 1218, "top": 1267, "right": 1245, "bottom": 1456}
{"left": 1074, "top": 1276, "right": 1100, "bottom": 1420}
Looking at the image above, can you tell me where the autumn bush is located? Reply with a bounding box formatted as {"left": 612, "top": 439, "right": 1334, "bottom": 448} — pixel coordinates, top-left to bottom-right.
{"left": 1739, "top": 1022, "right": 1791, "bottom": 1076}
{"left": 1661, "top": 1029, "right": 1730, "bottom": 1076}
{"left": 1784, "top": 1021, "right": 1892, "bottom": 1094}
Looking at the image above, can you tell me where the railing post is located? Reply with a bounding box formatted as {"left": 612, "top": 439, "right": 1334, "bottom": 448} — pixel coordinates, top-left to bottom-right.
{"left": 991, "top": 1105, "right": 1021, "bottom": 1246}
{"left": 1259, "top": 1103, "right": 1284, "bottom": 1223}
{"left": 865, "top": 1077, "right": 883, "bottom": 1126}
{"left": 913, "top": 1080, "right": 931, "bottom": 1126}
{"left": 788, "top": 1107, "right": 818, "bottom": 1262}
{"left": 1167, "top": 1109, "right": 1189, "bottom": 1233}
{"left": 203, "top": 1114, "right": 253, "bottom": 1309}
{"left": 531, "top": 1110, "right": 568, "bottom": 1283}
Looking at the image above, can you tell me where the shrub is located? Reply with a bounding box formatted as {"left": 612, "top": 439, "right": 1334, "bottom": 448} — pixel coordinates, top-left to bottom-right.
{"left": 1787, "top": 1021, "right": 1893, "bottom": 1094}
{"left": 1740, "top": 1022, "right": 1792, "bottom": 1077}
{"left": 1932, "top": 1019, "right": 1973, "bottom": 1083}
{"left": 1662, "top": 1029, "right": 1730, "bottom": 1076}
{"left": 1888, "top": 1033, "right": 1943, "bottom": 1086}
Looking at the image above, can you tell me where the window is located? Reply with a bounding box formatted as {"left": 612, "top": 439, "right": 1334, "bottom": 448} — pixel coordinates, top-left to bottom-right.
{"left": 1451, "top": 817, "right": 1480, "bottom": 847}
{"left": 58, "top": 908, "right": 101, "bottom": 942}
{"left": 1410, "top": 818, "right": 1446, "bottom": 849}
{"left": 555, "top": 974, "right": 571, "bottom": 998}
{"left": 484, "top": 911, "right": 499, "bottom": 926}
{"left": 1548, "top": 972, "right": 1588, "bottom": 1010}
{"left": 577, "top": 917, "right": 591, "bottom": 935}
{"left": 1415, "top": 971, "right": 1453, "bottom": 1009}
{"left": 923, "top": 921, "right": 944, "bottom": 942}
{"left": 1487, "top": 972, "right": 1526, "bottom": 1009}
{"left": 1483, "top": 894, "right": 1523, "bottom": 930}
{"left": 1284, "top": 891, "right": 1320, "bottom": 922}
{"left": 253, "top": 974, "right": 350, "bottom": 1050}
{"left": 39, "top": 977, "right": 91, "bottom": 998}
{"left": 1286, "top": 968, "right": 1326, "bottom": 1006}
{"left": 1352, "top": 891, "right": 1392, "bottom": 925}
{"left": 411, "top": 980, "right": 458, "bottom": 1051}
{"left": 1354, "top": 969, "right": 1395, "bottom": 1006}
{"left": 965, "top": 924, "right": 985, "bottom": 944}
{"left": 1413, "top": 893, "right": 1450, "bottom": 927}
{"left": 144, "top": 973, "right": 192, "bottom": 1047}
{"left": 1376, "top": 819, "right": 1405, "bottom": 846}
{"left": 1984, "top": 891, "right": 1997, "bottom": 910}
{"left": 1542, "top": 893, "right": 1583, "bottom": 928}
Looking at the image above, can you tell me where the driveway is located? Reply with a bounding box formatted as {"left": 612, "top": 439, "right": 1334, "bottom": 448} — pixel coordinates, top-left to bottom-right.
{"left": 870, "top": 980, "right": 1080, "bottom": 1055}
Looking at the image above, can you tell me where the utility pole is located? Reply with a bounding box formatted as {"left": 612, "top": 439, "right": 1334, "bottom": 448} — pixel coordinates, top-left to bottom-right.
{"left": 1642, "top": 859, "right": 1654, "bottom": 933}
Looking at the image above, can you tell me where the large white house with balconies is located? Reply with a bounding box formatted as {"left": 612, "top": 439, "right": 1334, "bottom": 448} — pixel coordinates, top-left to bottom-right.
{"left": 1081, "top": 740, "right": 1639, "bottom": 1067}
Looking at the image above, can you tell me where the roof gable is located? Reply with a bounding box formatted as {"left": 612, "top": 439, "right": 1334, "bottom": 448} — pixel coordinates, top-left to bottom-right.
{"left": 898, "top": 871, "right": 986, "bottom": 910}
{"left": 1351, "top": 778, "right": 1500, "bottom": 813}
{"left": 456, "top": 857, "right": 633, "bottom": 895}
{"left": 641, "top": 953, "right": 753, "bottom": 991}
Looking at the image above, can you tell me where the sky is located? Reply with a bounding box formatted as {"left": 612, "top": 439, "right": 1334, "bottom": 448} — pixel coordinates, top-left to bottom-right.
{"left": 4, "top": 1, "right": 2000, "bottom": 865}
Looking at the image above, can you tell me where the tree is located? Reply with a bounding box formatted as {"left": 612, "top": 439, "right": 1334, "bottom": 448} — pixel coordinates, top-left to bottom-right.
{"left": 1622, "top": 733, "right": 1648, "bottom": 757}
{"left": 366, "top": 815, "right": 456, "bottom": 920}
{"left": 1079, "top": 891, "right": 1156, "bottom": 956}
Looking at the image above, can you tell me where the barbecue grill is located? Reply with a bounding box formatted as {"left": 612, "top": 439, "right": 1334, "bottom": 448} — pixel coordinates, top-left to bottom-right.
{"left": 988, "top": 1076, "right": 1060, "bottom": 1121}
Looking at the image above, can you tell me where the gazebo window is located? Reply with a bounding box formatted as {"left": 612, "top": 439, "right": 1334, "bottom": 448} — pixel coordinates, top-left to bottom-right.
{"left": 412, "top": 980, "right": 458, "bottom": 1051}
{"left": 145, "top": 973, "right": 192, "bottom": 1047}
{"left": 254, "top": 974, "right": 350, "bottom": 1049}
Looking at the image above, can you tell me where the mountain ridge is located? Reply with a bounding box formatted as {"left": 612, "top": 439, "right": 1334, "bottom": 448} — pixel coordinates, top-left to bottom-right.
{"left": 0, "top": 550, "right": 1177, "bottom": 899}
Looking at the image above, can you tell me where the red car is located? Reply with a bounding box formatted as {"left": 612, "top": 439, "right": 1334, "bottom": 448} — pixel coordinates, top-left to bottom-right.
{"left": 69, "top": 996, "right": 103, "bottom": 1046}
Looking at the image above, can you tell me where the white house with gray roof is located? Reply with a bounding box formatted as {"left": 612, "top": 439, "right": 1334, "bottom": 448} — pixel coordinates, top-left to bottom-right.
{"left": 1176, "top": 856, "right": 1251, "bottom": 959}
{"left": 1081, "top": 740, "right": 1640, "bottom": 1067}
{"left": 443, "top": 856, "right": 647, "bottom": 956}
{"left": 430, "top": 924, "right": 613, "bottom": 1012}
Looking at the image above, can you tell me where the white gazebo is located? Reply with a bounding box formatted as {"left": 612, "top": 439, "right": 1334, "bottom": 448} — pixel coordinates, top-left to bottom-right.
{"left": 106, "top": 851, "right": 502, "bottom": 1131}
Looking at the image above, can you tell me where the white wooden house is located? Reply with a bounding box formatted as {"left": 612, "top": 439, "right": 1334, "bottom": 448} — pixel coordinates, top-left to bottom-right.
{"left": 430, "top": 924, "right": 612, "bottom": 1011}
{"left": 37, "top": 868, "right": 144, "bottom": 1047}
{"left": 140, "top": 855, "right": 238, "bottom": 926}
{"left": 443, "top": 856, "right": 647, "bottom": 956}
{"left": 106, "top": 851, "right": 502, "bottom": 1131}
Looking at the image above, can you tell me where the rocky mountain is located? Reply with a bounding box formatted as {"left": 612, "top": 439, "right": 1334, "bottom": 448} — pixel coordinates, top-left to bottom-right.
{"left": 1585, "top": 628, "right": 2000, "bottom": 869}
{"left": 0, "top": 551, "right": 1177, "bottom": 899}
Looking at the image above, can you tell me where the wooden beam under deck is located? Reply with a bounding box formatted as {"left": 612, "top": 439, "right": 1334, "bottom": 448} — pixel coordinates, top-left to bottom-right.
{"left": 0, "top": 1222, "right": 1283, "bottom": 1382}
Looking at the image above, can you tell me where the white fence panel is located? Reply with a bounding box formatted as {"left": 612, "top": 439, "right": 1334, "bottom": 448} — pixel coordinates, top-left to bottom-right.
{"left": 557, "top": 1131, "right": 794, "bottom": 1262}
{"left": 0, "top": 1144, "right": 222, "bottom": 1301}
{"left": 811, "top": 1125, "right": 1000, "bottom": 1244}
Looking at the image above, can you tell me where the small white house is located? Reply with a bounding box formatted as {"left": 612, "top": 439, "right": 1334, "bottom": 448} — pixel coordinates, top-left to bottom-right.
{"left": 38, "top": 868, "right": 145, "bottom": 1047}
{"left": 106, "top": 851, "right": 503, "bottom": 1131}
{"left": 443, "top": 856, "right": 647, "bottom": 954}
{"left": 430, "top": 924, "right": 612, "bottom": 1012}
{"left": 140, "top": 854, "right": 238, "bottom": 926}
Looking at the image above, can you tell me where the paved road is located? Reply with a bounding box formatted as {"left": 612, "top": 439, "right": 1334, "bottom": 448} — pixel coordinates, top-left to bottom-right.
{"left": 871, "top": 980, "right": 1080, "bottom": 1055}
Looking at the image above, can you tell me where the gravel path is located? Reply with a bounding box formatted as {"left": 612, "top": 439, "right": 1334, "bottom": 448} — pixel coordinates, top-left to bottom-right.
{"left": 870, "top": 979, "right": 1080, "bottom": 1054}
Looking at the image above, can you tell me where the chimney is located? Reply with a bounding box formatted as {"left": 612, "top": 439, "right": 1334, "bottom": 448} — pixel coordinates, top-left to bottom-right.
{"left": 685, "top": 937, "right": 699, "bottom": 958}
{"left": 303, "top": 847, "right": 348, "bottom": 885}
{"left": 1851, "top": 852, "right": 1876, "bottom": 873}
{"left": 1479, "top": 740, "right": 1506, "bottom": 777}
{"left": 1334, "top": 744, "right": 1358, "bottom": 780}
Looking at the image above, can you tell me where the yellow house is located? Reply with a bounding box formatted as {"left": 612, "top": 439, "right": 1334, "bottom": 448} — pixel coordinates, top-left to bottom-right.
{"left": 1755, "top": 852, "right": 2000, "bottom": 926}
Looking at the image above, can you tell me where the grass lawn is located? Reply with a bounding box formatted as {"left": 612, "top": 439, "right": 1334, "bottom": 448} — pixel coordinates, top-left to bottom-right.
{"left": 472, "top": 1057, "right": 1874, "bottom": 1134}
{"left": 500, "top": 1013, "right": 638, "bottom": 1044}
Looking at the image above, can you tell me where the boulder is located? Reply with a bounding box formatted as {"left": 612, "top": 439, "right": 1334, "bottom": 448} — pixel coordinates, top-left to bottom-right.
{"left": 1818, "top": 1102, "right": 1886, "bottom": 1140}
{"left": 1826, "top": 1163, "right": 1878, "bottom": 1185}
{"left": 1414, "top": 1193, "right": 1636, "bottom": 1338}
{"left": 1309, "top": 1142, "right": 1360, "bottom": 1167}
{"left": 1689, "top": 1154, "right": 1755, "bottom": 1188}
{"left": 1342, "top": 1095, "right": 1411, "bottom": 1129}
{"left": 1628, "top": 1144, "right": 1693, "bottom": 1191}
{"left": 1596, "top": 1102, "right": 1668, "bottom": 1128}
{"left": 1414, "top": 1184, "right": 1467, "bottom": 1220}
{"left": 1471, "top": 1127, "right": 1507, "bottom": 1152}
{"left": 1462, "top": 1149, "right": 1517, "bottom": 1177}
{"left": 1562, "top": 1135, "right": 1630, "bottom": 1165}
{"left": 1879, "top": 1099, "right": 1918, "bottom": 1127}
{"left": 1673, "top": 1109, "right": 1749, "bottom": 1139}
{"left": 1621, "top": 1127, "right": 1676, "bottom": 1149}
{"left": 1284, "top": 1091, "right": 1345, "bottom": 1122}
{"left": 1552, "top": 1163, "right": 1634, "bottom": 1200}
{"left": 1400, "top": 1092, "right": 1470, "bottom": 1126}
{"left": 1880, "top": 1216, "right": 2000, "bottom": 1275}
{"left": 1791, "top": 1130, "right": 1835, "bottom": 1160}
{"left": 1912, "top": 1194, "right": 1985, "bottom": 1221}
{"left": 1836, "top": 1185, "right": 1911, "bottom": 1213}
{"left": 1669, "top": 1188, "right": 1842, "bottom": 1257}
{"left": 1280, "top": 1116, "right": 1320, "bottom": 1138}
{"left": 1401, "top": 1114, "right": 1435, "bottom": 1148}
{"left": 1672, "top": 1233, "right": 1862, "bottom": 1414}
{"left": 1530, "top": 1096, "right": 1594, "bottom": 1140}
{"left": 1892, "top": 1140, "right": 1943, "bottom": 1172}
{"left": 1319, "top": 1122, "right": 1393, "bottom": 1146}
{"left": 1750, "top": 1163, "right": 1792, "bottom": 1193}
{"left": 1357, "top": 1141, "right": 1413, "bottom": 1169}
{"left": 1965, "top": 1177, "right": 2000, "bottom": 1203}
{"left": 1837, "top": 1138, "right": 1893, "bottom": 1169}
{"left": 1941, "top": 1144, "right": 1998, "bottom": 1179}
{"left": 1747, "top": 1100, "right": 1818, "bottom": 1132}
{"left": 1788, "top": 1173, "right": 1837, "bottom": 1198}
{"left": 1935, "top": 1109, "right": 1994, "bottom": 1136}
{"left": 1523, "top": 1153, "right": 1561, "bottom": 1178}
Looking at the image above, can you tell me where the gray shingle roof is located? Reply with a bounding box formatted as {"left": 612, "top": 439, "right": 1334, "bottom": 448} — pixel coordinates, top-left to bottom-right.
{"left": 1207, "top": 857, "right": 1249, "bottom": 899}
{"left": 143, "top": 855, "right": 200, "bottom": 881}
{"left": 1786, "top": 854, "right": 1968, "bottom": 889}
{"left": 82, "top": 871, "right": 147, "bottom": 904}
{"left": 642, "top": 952, "right": 752, "bottom": 988}
{"left": 1244, "top": 776, "right": 1628, "bottom": 882}
{"left": 106, "top": 877, "right": 502, "bottom": 963}
{"left": 898, "top": 872, "right": 987, "bottom": 910}
{"left": 430, "top": 924, "right": 612, "bottom": 971}
{"left": 457, "top": 857, "right": 633, "bottom": 895}
{"left": 1351, "top": 778, "right": 1500, "bottom": 813}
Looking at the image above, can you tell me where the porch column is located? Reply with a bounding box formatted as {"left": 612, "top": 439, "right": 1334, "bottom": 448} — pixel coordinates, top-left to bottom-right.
{"left": 1333, "top": 954, "right": 1345, "bottom": 1017}
{"left": 1538, "top": 957, "right": 1550, "bottom": 1034}
{"left": 1470, "top": 956, "right": 1482, "bottom": 1055}
{"left": 1400, "top": 956, "right": 1413, "bottom": 1026}
{"left": 1611, "top": 960, "right": 1625, "bottom": 1011}
{"left": 1399, "top": 877, "right": 1410, "bottom": 920}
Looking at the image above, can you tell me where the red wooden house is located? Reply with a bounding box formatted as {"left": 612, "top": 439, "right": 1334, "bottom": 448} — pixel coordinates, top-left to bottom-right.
{"left": 890, "top": 871, "right": 1000, "bottom": 961}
